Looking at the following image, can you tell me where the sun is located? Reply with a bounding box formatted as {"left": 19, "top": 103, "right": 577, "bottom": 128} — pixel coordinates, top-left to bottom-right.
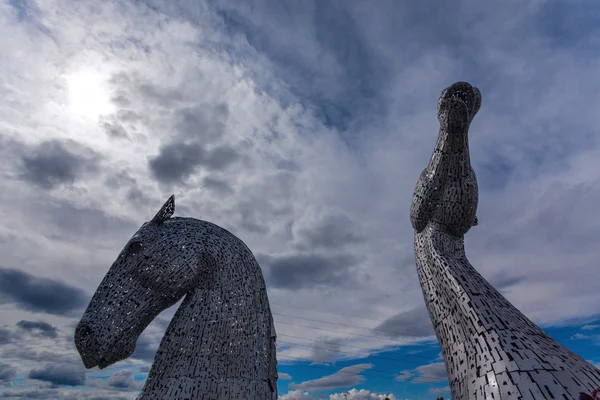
{"left": 66, "top": 68, "right": 115, "bottom": 120}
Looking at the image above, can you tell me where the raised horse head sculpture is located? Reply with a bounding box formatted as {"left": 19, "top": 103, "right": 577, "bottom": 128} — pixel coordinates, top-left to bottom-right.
{"left": 74, "top": 195, "right": 278, "bottom": 399}
{"left": 411, "top": 82, "right": 600, "bottom": 399}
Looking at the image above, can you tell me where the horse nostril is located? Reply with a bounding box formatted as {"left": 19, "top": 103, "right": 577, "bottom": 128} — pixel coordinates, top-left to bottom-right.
{"left": 75, "top": 323, "right": 99, "bottom": 352}
{"left": 76, "top": 323, "right": 92, "bottom": 338}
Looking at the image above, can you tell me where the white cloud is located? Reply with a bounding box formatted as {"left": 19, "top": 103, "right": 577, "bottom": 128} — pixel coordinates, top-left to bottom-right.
{"left": 329, "top": 388, "right": 398, "bottom": 400}
{"left": 290, "top": 364, "right": 373, "bottom": 391}
{"left": 279, "top": 390, "right": 315, "bottom": 400}
{"left": 279, "top": 372, "right": 292, "bottom": 380}
{"left": 571, "top": 333, "right": 590, "bottom": 340}
{"left": 582, "top": 324, "right": 600, "bottom": 331}
{"left": 280, "top": 388, "right": 400, "bottom": 400}
{"left": 396, "top": 361, "right": 449, "bottom": 384}
{"left": 394, "top": 370, "right": 413, "bottom": 382}
{"left": 428, "top": 386, "right": 451, "bottom": 395}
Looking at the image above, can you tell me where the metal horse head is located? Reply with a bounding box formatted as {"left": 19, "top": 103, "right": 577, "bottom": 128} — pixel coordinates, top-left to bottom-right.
{"left": 411, "top": 81, "right": 481, "bottom": 237}
{"left": 74, "top": 195, "right": 278, "bottom": 399}
{"left": 74, "top": 195, "right": 194, "bottom": 366}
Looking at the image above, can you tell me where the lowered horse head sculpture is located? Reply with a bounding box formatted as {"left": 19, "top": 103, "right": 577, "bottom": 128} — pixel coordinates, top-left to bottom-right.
{"left": 75, "top": 195, "right": 278, "bottom": 399}
{"left": 411, "top": 82, "right": 600, "bottom": 399}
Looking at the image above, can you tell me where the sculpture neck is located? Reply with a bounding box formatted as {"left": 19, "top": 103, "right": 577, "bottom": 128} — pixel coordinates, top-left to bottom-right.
{"left": 410, "top": 125, "right": 478, "bottom": 236}
{"left": 428, "top": 126, "right": 471, "bottom": 179}
{"left": 139, "top": 250, "right": 275, "bottom": 399}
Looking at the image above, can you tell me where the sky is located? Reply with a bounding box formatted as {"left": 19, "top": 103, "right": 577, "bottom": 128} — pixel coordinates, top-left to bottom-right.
{"left": 0, "top": 0, "right": 599, "bottom": 399}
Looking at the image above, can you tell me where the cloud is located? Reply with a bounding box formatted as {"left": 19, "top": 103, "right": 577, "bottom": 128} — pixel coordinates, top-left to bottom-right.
{"left": 172, "top": 103, "right": 230, "bottom": 143}
{"left": 291, "top": 208, "right": 364, "bottom": 251}
{"left": 487, "top": 272, "right": 526, "bottom": 293}
{"left": 279, "top": 390, "right": 315, "bottom": 400}
{"left": 1, "top": 347, "right": 76, "bottom": 364}
{"left": 0, "top": 328, "right": 15, "bottom": 345}
{"left": 28, "top": 363, "right": 86, "bottom": 386}
{"left": 374, "top": 307, "right": 435, "bottom": 338}
{"left": 0, "top": 267, "right": 88, "bottom": 316}
{"left": 329, "top": 389, "right": 398, "bottom": 400}
{"left": 310, "top": 338, "right": 343, "bottom": 364}
{"left": 394, "top": 370, "right": 413, "bottom": 382}
{"left": 19, "top": 139, "right": 101, "bottom": 189}
{"left": 139, "top": 366, "right": 151, "bottom": 373}
{"left": 130, "top": 332, "right": 160, "bottom": 362}
{"left": 412, "top": 362, "right": 448, "bottom": 383}
{"left": 129, "top": 314, "right": 172, "bottom": 363}
{"left": 106, "top": 370, "right": 142, "bottom": 390}
{"left": 571, "top": 333, "right": 590, "bottom": 340}
{"left": 100, "top": 120, "right": 128, "bottom": 138}
{"left": 202, "top": 177, "right": 234, "bottom": 195}
{"left": 280, "top": 389, "right": 398, "bottom": 400}
{"left": 16, "top": 320, "right": 58, "bottom": 338}
{"left": 0, "top": 363, "right": 17, "bottom": 387}
{"left": 0, "top": 387, "right": 134, "bottom": 400}
{"left": 290, "top": 364, "right": 373, "bottom": 391}
{"left": 582, "top": 324, "right": 600, "bottom": 331}
{"left": 262, "top": 253, "right": 360, "bottom": 290}
{"left": 148, "top": 142, "right": 239, "bottom": 184}
{"left": 429, "top": 386, "right": 451, "bottom": 395}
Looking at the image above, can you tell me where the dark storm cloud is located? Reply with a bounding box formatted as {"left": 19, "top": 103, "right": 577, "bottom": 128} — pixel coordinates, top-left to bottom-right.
{"left": 16, "top": 320, "right": 58, "bottom": 338}
{"left": 148, "top": 142, "right": 239, "bottom": 184}
{"left": 374, "top": 306, "right": 435, "bottom": 338}
{"left": 294, "top": 212, "right": 364, "bottom": 250}
{"left": 148, "top": 142, "right": 203, "bottom": 183}
{"left": 0, "top": 328, "right": 15, "bottom": 345}
{"left": 0, "top": 267, "right": 88, "bottom": 316}
{"left": 0, "top": 362, "right": 17, "bottom": 387}
{"left": 261, "top": 253, "right": 359, "bottom": 290}
{"left": 19, "top": 139, "right": 100, "bottom": 189}
{"left": 28, "top": 363, "right": 86, "bottom": 386}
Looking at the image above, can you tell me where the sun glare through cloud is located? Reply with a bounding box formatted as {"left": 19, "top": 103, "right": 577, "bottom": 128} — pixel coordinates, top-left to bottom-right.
{"left": 66, "top": 67, "right": 115, "bottom": 121}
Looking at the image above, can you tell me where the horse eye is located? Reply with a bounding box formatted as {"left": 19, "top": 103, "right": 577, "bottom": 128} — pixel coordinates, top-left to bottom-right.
{"left": 129, "top": 241, "right": 143, "bottom": 255}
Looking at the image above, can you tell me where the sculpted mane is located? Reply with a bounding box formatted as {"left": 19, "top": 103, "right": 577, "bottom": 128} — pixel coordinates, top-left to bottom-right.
{"left": 75, "top": 195, "right": 278, "bottom": 399}
{"left": 411, "top": 82, "right": 600, "bottom": 399}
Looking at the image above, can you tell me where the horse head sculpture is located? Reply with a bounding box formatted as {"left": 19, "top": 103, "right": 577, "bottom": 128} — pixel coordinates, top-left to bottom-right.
{"left": 75, "top": 195, "right": 278, "bottom": 399}
{"left": 410, "top": 82, "right": 600, "bottom": 399}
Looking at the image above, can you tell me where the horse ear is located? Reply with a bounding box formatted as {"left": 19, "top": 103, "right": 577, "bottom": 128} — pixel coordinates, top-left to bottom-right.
{"left": 151, "top": 195, "right": 175, "bottom": 225}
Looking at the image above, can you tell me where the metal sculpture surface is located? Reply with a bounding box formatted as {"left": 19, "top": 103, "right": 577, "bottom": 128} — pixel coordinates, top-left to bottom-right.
{"left": 410, "top": 82, "right": 600, "bottom": 399}
{"left": 74, "top": 196, "right": 278, "bottom": 399}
